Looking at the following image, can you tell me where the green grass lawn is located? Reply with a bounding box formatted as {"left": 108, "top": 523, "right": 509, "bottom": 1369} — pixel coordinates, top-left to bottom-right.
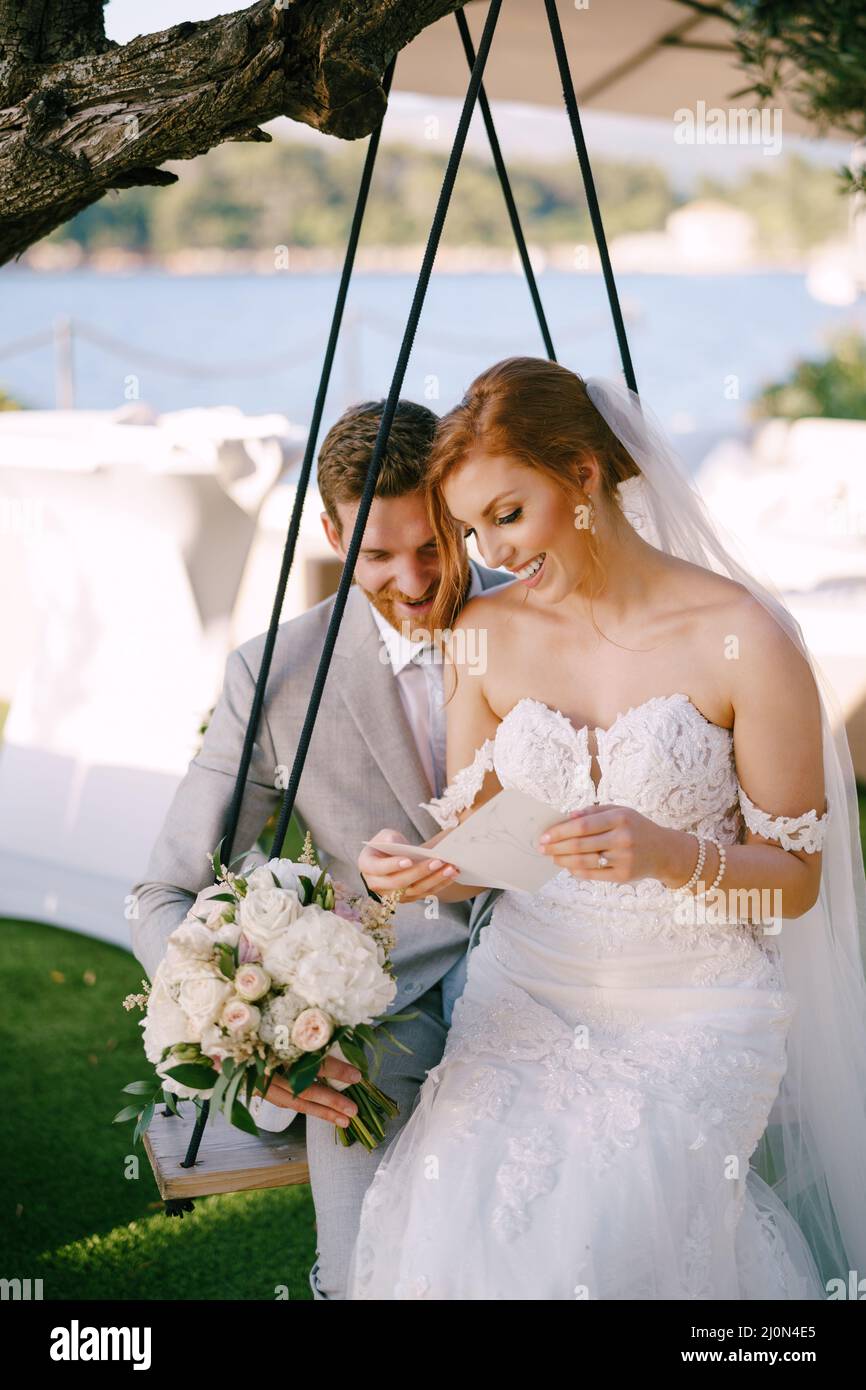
{"left": 0, "top": 918, "right": 318, "bottom": 1301}
{"left": 1, "top": 804, "right": 318, "bottom": 1301}
{"left": 3, "top": 791, "right": 865, "bottom": 1301}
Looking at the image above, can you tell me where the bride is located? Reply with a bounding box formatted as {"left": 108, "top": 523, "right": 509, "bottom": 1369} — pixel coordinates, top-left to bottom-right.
{"left": 349, "top": 357, "right": 866, "bottom": 1300}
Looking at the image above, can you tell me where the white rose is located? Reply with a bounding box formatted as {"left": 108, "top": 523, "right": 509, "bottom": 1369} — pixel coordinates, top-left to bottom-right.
{"left": 195, "top": 897, "right": 235, "bottom": 930}
{"left": 234, "top": 963, "right": 271, "bottom": 1001}
{"left": 166, "top": 919, "right": 216, "bottom": 962}
{"left": 199, "top": 1022, "right": 233, "bottom": 1066}
{"left": 194, "top": 899, "right": 242, "bottom": 950}
{"left": 141, "top": 969, "right": 191, "bottom": 1065}
{"left": 245, "top": 859, "right": 325, "bottom": 896}
{"left": 291, "top": 1007, "right": 334, "bottom": 1051}
{"left": 171, "top": 962, "right": 234, "bottom": 1042}
{"left": 238, "top": 887, "right": 301, "bottom": 954}
{"left": 213, "top": 917, "right": 242, "bottom": 949}
{"left": 221, "top": 997, "right": 261, "bottom": 1035}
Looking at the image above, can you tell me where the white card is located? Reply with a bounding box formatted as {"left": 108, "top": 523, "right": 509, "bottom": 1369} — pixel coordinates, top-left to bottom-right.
{"left": 362, "top": 787, "right": 567, "bottom": 893}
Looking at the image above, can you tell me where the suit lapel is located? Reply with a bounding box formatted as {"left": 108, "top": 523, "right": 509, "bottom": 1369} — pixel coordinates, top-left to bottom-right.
{"left": 333, "top": 587, "right": 439, "bottom": 840}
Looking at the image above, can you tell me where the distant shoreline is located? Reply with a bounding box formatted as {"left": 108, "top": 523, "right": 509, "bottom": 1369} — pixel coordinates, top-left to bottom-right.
{"left": 7, "top": 243, "right": 814, "bottom": 277}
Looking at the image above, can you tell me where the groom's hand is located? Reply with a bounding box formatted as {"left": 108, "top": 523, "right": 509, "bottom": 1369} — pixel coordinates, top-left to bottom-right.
{"left": 257, "top": 1055, "right": 363, "bottom": 1129}
{"left": 358, "top": 828, "right": 459, "bottom": 902}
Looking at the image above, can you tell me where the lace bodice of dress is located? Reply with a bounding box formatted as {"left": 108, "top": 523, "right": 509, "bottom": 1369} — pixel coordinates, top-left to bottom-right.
{"left": 420, "top": 691, "right": 830, "bottom": 857}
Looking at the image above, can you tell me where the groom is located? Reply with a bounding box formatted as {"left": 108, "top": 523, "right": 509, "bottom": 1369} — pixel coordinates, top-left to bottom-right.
{"left": 129, "top": 397, "right": 512, "bottom": 1300}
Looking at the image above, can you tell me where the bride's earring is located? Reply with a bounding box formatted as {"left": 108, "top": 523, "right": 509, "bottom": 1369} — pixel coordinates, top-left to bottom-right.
{"left": 587, "top": 497, "right": 596, "bottom": 534}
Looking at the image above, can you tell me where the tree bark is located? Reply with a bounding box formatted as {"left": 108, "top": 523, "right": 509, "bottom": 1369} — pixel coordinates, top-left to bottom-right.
{"left": 0, "top": 0, "right": 466, "bottom": 264}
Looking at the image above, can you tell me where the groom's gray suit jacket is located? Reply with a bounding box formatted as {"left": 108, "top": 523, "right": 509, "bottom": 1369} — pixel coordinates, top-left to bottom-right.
{"left": 130, "top": 561, "right": 511, "bottom": 1014}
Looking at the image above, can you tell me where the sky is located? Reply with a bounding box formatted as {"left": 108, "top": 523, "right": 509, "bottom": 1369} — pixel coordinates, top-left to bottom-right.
{"left": 103, "top": 1, "right": 852, "bottom": 189}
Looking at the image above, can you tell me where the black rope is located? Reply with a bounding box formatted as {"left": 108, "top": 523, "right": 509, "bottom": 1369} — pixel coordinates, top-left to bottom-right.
{"left": 224, "top": 6, "right": 561, "bottom": 872}
{"left": 543, "top": 0, "right": 638, "bottom": 394}
{"left": 454, "top": 7, "right": 556, "bottom": 361}
{"left": 177, "top": 0, "right": 640, "bottom": 1187}
{"left": 219, "top": 57, "right": 397, "bottom": 868}
{"left": 181, "top": 2, "right": 545, "bottom": 1180}
{"left": 268, "top": 0, "right": 505, "bottom": 854}
{"left": 175, "top": 62, "right": 397, "bottom": 1190}
{"left": 179, "top": 1097, "right": 210, "bottom": 1170}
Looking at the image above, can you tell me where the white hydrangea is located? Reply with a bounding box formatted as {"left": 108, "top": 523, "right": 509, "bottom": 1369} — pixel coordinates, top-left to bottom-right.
{"left": 259, "top": 990, "right": 307, "bottom": 1062}
{"left": 262, "top": 905, "right": 396, "bottom": 1026}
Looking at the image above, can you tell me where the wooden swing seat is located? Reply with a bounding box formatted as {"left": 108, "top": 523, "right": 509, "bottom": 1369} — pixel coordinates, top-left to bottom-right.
{"left": 144, "top": 1104, "right": 310, "bottom": 1200}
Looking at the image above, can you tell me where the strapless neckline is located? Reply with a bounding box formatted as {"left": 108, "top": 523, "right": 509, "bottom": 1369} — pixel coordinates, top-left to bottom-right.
{"left": 421, "top": 687, "right": 744, "bottom": 836}
{"left": 499, "top": 692, "right": 733, "bottom": 800}
{"left": 503, "top": 690, "right": 733, "bottom": 742}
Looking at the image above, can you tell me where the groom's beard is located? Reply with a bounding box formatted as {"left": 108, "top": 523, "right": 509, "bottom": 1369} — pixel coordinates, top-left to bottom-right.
{"left": 361, "top": 557, "right": 471, "bottom": 637}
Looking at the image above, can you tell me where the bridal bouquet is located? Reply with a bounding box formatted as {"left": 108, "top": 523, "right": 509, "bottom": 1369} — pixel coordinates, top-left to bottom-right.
{"left": 117, "top": 834, "right": 414, "bottom": 1151}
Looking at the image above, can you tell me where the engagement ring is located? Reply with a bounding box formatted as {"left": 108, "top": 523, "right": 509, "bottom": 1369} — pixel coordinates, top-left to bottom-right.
{"left": 597, "top": 853, "right": 610, "bottom": 868}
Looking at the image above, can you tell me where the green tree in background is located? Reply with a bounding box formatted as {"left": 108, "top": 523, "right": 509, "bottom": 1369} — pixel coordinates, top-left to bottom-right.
{"left": 754, "top": 331, "right": 866, "bottom": 419}
{"left": 685, "top": 0, "right": 866, "bottom": 193}
{"left": 43, "top": 139, "right": 847, "bottom": 260}
{"left": 697, "top": 154, "right": 850, "bottom": 256}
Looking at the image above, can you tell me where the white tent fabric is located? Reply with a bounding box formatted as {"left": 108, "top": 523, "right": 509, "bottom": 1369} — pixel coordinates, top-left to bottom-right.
{"left": 395, "top": 0, "right": 851, "bottom": 140}
{"left": 0, "top": 407, "right": 305, "bottom": 948}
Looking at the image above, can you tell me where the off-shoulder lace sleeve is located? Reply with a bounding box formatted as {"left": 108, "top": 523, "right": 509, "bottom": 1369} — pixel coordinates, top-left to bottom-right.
{"left": 419, "top": 738, "right": 496, "bottom": 830}
{"left": 737, "top": 783, "right": 830, "bottom": 854}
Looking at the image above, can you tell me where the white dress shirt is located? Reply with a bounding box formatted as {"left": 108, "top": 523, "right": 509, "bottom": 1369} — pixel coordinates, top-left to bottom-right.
{"left": 369, "top": 563, "right": 484, "bottom": 799}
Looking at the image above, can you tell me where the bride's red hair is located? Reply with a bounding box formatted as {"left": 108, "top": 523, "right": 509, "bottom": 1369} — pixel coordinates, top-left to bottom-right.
{"left": 424, "top": 356, "right": 642, "bottom": 632}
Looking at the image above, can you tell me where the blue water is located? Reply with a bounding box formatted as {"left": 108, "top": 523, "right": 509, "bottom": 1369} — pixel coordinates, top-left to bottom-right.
{"left": 1, "top": 270, "right": 863, "bottom": 461}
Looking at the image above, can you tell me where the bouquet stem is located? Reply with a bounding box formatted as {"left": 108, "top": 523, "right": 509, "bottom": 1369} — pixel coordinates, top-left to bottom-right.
{"left": 334, "top": 1078, "right": 400, "bottom": 1149}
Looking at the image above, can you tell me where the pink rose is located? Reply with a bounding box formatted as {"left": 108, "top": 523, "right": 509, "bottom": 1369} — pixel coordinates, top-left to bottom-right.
{"left": 290, "top": 1007, "right": 334, "bottom": 1052}
{"left": 234, "top": 963, "right": 270, "bottom": 1001}
{"left": 220, "top": 998, "right": 261, "bottom": 1036}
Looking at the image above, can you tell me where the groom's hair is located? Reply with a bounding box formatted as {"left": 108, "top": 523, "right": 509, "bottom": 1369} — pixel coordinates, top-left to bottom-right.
{"left": 317, "top": 399, "right": 438, "bottom": 537}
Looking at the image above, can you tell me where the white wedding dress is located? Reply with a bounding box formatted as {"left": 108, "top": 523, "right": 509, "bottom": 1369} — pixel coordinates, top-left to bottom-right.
{"left": 346, "top": 691, "right": 832, "bottom": 1300}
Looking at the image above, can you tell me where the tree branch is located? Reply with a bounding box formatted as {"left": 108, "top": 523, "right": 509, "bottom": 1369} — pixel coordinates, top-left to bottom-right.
{"left": 0, "top": 0, "right": 466, "bottom": 263}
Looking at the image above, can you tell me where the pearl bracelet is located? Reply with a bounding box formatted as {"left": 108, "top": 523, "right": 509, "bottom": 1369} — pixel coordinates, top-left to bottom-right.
{"left": 697, "top": 835, "right": 727, "bottom": 900}
{"left": 673, "top": 832, "right": 727, "bottom": 898}
{"left": 673, "top": 832, "right": 705, "bottom": 894}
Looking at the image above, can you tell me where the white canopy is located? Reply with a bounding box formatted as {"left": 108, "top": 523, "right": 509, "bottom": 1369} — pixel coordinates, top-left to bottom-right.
{"left": 395, "top": 0, "right": 849, "bottom": 141}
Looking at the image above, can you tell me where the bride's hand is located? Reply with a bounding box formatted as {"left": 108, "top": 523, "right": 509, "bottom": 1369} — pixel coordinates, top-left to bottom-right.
{"left": 358, "top": 828, "right": 460, "bottom": 902}
{"left": 537, "top": 805, "right": 694, "bottom": 886}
